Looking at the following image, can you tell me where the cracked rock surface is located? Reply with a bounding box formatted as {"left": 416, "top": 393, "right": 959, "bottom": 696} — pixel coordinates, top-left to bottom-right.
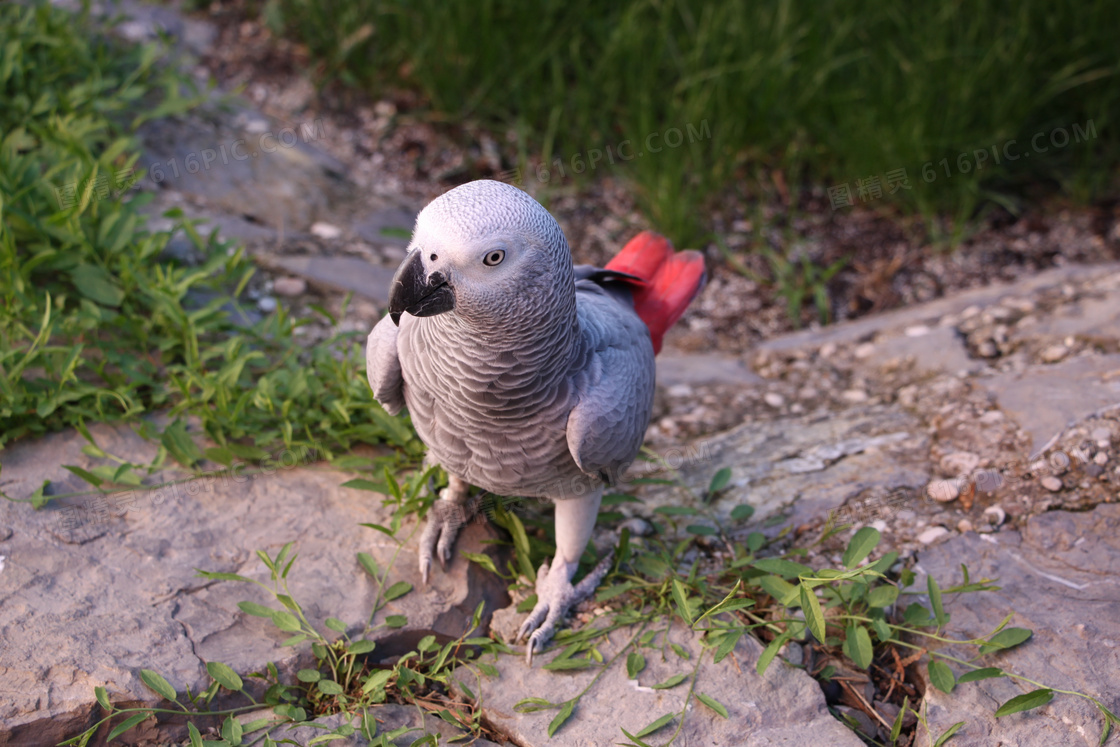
{"left": 0, "top": 423, "right": 507, "bottom": 747}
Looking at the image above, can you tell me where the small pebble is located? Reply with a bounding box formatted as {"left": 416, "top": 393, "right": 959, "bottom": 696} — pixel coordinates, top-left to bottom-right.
{"left": 904, "top": 324, "right": 930, "bottom": 337}
{"left": 257, "top": 296, "right": 277, "bottom": 313}
{"left": 782, "top": 642, "right": 804, "bottom": 666}
{"left": 818, "top": 342, "right": 837, "bottom": 358}
{"left": 764, "top": 392, "right": 785, "bottom": 408}
{"left": 0, "top": 527, "right": 12, "bottom": 541}
{"left": 1091, "top": 427, "right": 1112, "bottom": 448}
{"left": 854, "top": 342, "right": 876, "bottom": 359}
{"left": 870, "top": 519, "right": 887, "bottom": 533}
{"left": 1095, "top": 452, "right": 1109, "bottom": 466}
{"left": 957, "top": 519, "right": 973, "bottom": 533}
{"left": 841, "top": 389, "right": 869, "bottom": 403}
{"left": 1040, "top": 344, "right": 1069, "bottom": 363}
{"left": 273, "top": 276, "right": 307, "bottom": 296}
{"left": 979, "top": 410, "right": 1004, "bottom": 424}
{"left": 982, "top": 505, "right": 1006, "bottom": 527}
{"left": 310, "top": 221, "right": 342, "bottom": 240}
{"left": 666, "top": 384, "right": 693, "bottom": 398}
{"left": 927, "top": 479, "right": 960, "bottom": 503}
{"left": 939, "top": 451, "right": 980, "bottom": 477}
{"left": 917, "top": 526, "right": 950, "bottom": 544}
{"left": 1040, "top": 475, "right": 1063, "bottom": 492}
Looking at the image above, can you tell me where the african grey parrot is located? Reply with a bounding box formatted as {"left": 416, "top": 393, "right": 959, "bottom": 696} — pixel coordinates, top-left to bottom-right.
{"left": 365, "top": 179, "right": 705, "bottom": 661}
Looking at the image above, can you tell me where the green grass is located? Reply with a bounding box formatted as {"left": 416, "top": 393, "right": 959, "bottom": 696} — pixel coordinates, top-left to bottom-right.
{"left": 0, "top": 0, "right": 420, "bottom": 468}
{"left": 265, "top": 0, "right": 1120, "bottom": 245}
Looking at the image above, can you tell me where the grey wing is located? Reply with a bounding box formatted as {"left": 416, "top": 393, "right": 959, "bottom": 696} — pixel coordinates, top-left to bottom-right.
{"left": 365, "top": 314, "right": 406, "bottom": 416}
{"left": 565, "top": 284, "right": 656, "bottom": 484}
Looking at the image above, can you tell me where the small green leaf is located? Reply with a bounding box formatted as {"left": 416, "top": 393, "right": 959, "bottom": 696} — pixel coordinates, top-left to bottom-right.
{"left": 222, "top": 714, "right": 243, "bottom": 744}
{"left": 980, "top": 627, "right": 1032, "bottom": 655}
{"left": 384, "top": 581, "right": 412, "bottom": 601}
{"left": 686, "top": 524, "right": 717, "bottom": 536}
{"left": 758, "top": 575, "right": 799, "bottom": 606}
{"left": 317, "top": 679, "right": 344, "bottom": 696}
{"left": 543, "top": 657, "right": 598, "bottom": 671}
{"left": 384, "top": 615, "right": 407, "bottom": 628}
{"left": 357, "top": 552, "right": 379, "bottom": 578}
{"left": 756, "top": 631, "right": 791, "bottom": 675}
{"left": 671, "top": 578, "right": 694, "bottom": 625}
{"left": 842, "top": 527, "right": 881, "bottom": 569}
{"left": 349, "top": 640, "right": 376, "bottom": 655}
{"left": 866, "top": 584, "right": 899, "bottom": 608}
{"left": 994, "top": 688, "right": 1054, "bottom": 717}
{"left": 297, "top": 669, "right": 321, "bottom": 682}
{"left": 844, "top": 624, "right": 873, "bottom": 670}
{"left": 730, "top": 504, "right": 754, "bottom": 521}
{"left": 958, "top": 667, "right": 1004, "bottom": 683}
{"left": 903, "top": 602, "right": 931, "bottom": 626}
{"left": 670, "top": 643, "right": 691, "bottom": 660}
{"left": 928, "top": 576, "right": 948, "bottom": 628}
{"left": 70, "top": 263, "right": 124, "bottom": 307}
{"left": 237, "top": 601, "right": 274, "bottom": 617}
{"left": 800, "top": 585, "right": 826, "bottom": 643}
{"left": 932, "top": 721, "right": 965, "bottom": 747}
{"left": 653, "top": 505, "right": 698, "bottom": 516}
{"left": 652, "top": 673, "right": 688, "bottom": 689}
{"left": 890, "top": 696, "right": 909, "bottom": 742}
{"left": 108, "top": 712, "right": 151, "bottom": 741}
{"left": 714, "top": 629, "right": 743, "bottom": 663}
{"left": 928, "top": 659, "right": 956, "bottom": 694}
{"left": 140, "top": 669, "right": 178, "bottom": 701}
{"left": 548, "top": 700, "right": 575, "bottom": 737}
{"left": 627, "top": 652, "right": 646, "bottom": 679}
{"left": 708, "top": 467, "right": 732, "bottom": 496}
{"left": 462, "top": 552, "right": 498, "bottom": 574}
{"left": 95, "top": 686, "right": 112, "bottom": 712}
{"left": 271, "top": 611, "right": 301, "bottom": 632}
{"left": 635, "top": 712, "right": 675, "bottom": 738}
{"left": 341, "top": 479, "right": 385, "bottom": 492}
{"left": 361, "top": 670, "right": 393, "bottom": 695}
{"left": 752, "top": 557, "right": 813, "bottom": 578}
{"left": 62, "top": 465, "right": 103, "bottom": 488}
{"left": 417, "top": 635, "right": 437, "bottom": 652}
{"left": 207, "top": 662, "right": 243, "bottom": 691}
{"left": 160, "top": 420, "right": 203, "bottom": 468}
{"left": 696, "top": 693, "right": 729, "bottom": 718}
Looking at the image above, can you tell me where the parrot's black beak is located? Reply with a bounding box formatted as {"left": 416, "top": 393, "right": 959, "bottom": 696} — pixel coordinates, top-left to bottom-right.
{"left": 388, "top": 249, "right": 455, "bottom": 325}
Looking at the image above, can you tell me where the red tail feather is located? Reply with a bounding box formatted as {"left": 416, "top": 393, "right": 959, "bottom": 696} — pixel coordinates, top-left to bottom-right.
{"left": 605, "top": 231, "right": 706, "bottom": 354}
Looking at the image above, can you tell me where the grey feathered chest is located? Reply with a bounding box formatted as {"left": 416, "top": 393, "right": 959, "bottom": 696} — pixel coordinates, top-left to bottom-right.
{"left": 395, "top": 279, "right": 655, "bottom": 500}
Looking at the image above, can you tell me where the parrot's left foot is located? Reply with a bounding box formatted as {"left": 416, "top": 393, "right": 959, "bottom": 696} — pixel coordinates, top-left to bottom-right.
{"left": 517, "top": 551, "right": 614, "bottom": 665}
{"left": 419, "top": 476, "right": 475, "bottom": 585}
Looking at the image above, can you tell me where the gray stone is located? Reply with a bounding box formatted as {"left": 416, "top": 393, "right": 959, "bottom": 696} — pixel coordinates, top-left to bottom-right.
{"left": 254, "top": 707, "right": 499, "bottom": 746}
{"left": 453, "top": 624, "right": 864, "bottom": 747}
{"left": 634, "top": 406, "right": 929, "bottom": 529}
{"left": 138, "top": 113, "right": 346, "bottom": 233}
{"left": 0, "top": 423, "right": 508, "bottom": 747}
{"left": 655, "top": 352, "right": 764, "bottom": 389}
{"left": 916, "top": 505, "right": 1120, "bottom": 746}
{"left": 264, "top": 256, "right": 398, "bottom": 307}
{"left": 353, "top": 207, "right": 418, "bottom": 248}
{"left": 982, "top": 354, "right": 1120, "bottom": 457}
{"left": 758, "top": 263, "right": 1118, "bottom": 355}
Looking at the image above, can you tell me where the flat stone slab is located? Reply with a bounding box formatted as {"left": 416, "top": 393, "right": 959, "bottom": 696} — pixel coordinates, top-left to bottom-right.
{"left": 981, "top": 353, "right": 1120, "bottom": 456}
{"left": 637, "top": 405, "right": 930, "bottom": 530}
{"left": 246, "top": 707, "right": 500, "bottom": 746}
{"left": 0, "top": 423, "right": 507, "bottom": 747}
{"left": 656, "top": 351, "right": 764, "bottom": 388}
{"left": 453, "top": 624, "right": 864, "bottom": 747}
{"left": 915, "top": 504, "right": 1120, "bottom": 746}
{"left": 264, "top": 255, "right": 398, "bottom": 306}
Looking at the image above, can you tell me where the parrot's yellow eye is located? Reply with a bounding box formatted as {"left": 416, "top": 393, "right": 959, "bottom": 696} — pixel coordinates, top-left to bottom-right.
{"left": 483, "top": 249, "right": 505, "bottom": 266}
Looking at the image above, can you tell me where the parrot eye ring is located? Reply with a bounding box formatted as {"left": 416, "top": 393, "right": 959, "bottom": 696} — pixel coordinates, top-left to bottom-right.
{"left": 429, "top": 253, "right": 438, "bottom": 261}
{"left": 483, "top": 249, "right": 506, "bottom": 266}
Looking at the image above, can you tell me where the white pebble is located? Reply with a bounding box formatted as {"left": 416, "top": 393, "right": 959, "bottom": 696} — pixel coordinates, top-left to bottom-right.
{"left": 273, "top": 276, "right": 307, "bottom": 296}
{"left": 1040, "top": 476, "right": 1063, "bottom": 492}
{"left": 904, "top": 325, "right": 930, "bottom": 337}
{"left": 927, "top": 480, "right": 960, "bottom": 503}
{"left": 917, "top": 527, "right": 950, "bottom": 544}
{"left": 957, "top": 519, "right": 973, "bottom": 533}
{"left": 764, "top": 392, "right": 785, "bottom": 408}
{"left": 257, "top": 296, "right": 277, "bottom": 313}
{"left": 854, "top": 342, "right": 876, "bottom": 359}
{"left": 310, "top": 221, "right": 343, "bottom": 240}
{"left": 1095, "top": 452, "right": 1108, "bottom": 466}
{"left": 841, "top": 389, "right": 869, "bottom": 403}
{"left": 1040, "top": 344, "right": 1069, "bottom": 363}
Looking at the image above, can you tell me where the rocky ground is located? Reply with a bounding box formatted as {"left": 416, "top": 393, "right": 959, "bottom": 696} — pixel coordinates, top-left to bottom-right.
{"left": 1, "top": 2, "right": 1118, "bottom": 746}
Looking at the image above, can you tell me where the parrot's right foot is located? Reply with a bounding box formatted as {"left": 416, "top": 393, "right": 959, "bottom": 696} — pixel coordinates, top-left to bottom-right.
{"left": 418, "top": 480, "right": 475, "bottom": 585}
{"left": 517, "top": 551, "right": 614, "bottom": 665}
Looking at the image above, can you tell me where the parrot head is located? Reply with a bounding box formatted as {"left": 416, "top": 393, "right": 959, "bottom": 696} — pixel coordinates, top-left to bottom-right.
{"left": 388, "top": 180, "right": 575, "bottom": 326}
